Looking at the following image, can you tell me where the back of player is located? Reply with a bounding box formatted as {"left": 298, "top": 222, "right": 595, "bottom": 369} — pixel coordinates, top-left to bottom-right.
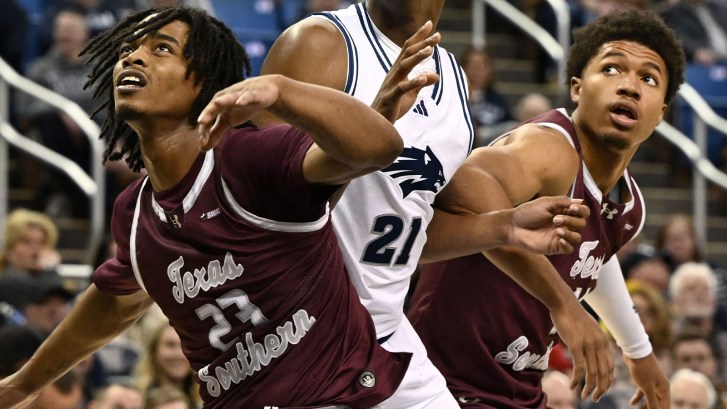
{"left": 310, "top": 3, "right": 473, "bottom": 407}
{"left": 408, "top": 110, "right": 645, "bottom": 407}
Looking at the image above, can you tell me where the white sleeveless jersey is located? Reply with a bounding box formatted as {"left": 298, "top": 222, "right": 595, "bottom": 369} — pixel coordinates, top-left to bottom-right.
{"left": 312, "top": 3, "right": 474, "bottom": 337}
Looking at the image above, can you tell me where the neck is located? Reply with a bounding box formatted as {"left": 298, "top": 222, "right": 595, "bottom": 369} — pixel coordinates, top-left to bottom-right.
{"left": 573, "top": 122, "right": 637, "bottom": 196}
{"left": 131, "top": 118, "right": 202, "bottom": 192}
{"left": 366, "top": 0, "right": 444, "bottom": 46}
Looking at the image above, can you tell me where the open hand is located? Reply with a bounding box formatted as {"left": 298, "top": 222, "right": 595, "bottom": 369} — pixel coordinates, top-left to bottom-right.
{"left": 371, "top": 20, "right": 441, "bottom": 122}
{"left": 509, "top": 196, "right": 590, "bottom": 255}
{"left": 197, "top": 75, "right": 282, "bottom": 151}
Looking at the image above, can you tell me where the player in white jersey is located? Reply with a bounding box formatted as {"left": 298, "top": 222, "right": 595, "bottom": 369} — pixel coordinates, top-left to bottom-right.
{"left": 254, "top": 1, "right": 609, "bottom": 407}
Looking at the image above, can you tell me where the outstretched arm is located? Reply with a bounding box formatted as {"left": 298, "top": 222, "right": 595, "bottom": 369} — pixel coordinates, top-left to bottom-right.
{"left": 197, "top": 74, "right": 403, "bottom": 185}
{"left": 424, "top": 127, "right": 615, "bottom": 401}
{"left": 0, "top": 285, "right": 153, "bottom": 408}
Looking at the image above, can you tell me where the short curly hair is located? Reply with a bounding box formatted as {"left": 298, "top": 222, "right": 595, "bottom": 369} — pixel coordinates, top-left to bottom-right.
{"left": 566, "top": 10, "right": 685, "bottom": 106}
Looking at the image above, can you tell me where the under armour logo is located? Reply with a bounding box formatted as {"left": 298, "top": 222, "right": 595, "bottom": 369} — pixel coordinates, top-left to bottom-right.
{"left": 166, "top": 212, "right": 183, "bottom": 229}
{"left": 601, "top": 203, "right": 619, "bottom": 220}
{"left": 413, "top": 100, "right": 429, "bottom": 116}
{"left": 625, "top": 223, "right": 634, "bottom": 231}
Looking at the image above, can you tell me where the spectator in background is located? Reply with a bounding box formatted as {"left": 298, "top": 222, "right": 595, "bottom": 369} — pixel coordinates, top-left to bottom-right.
{"left": 480, "top": 92, "right": 555, "bottom": 145}
{"left": 145, "top": 385, "right": 190, "bottom": 409}
{"left": 671, "top": 368, "right": 719, "bottom": 409}
{"left": 657, "top": 215, "right": 707, "bottom": 271}
{"left": 0, "top": 208, "right": 60, "bottom": 279}
{"left": 541, "top": 370, "right": 579, "bottom": 409}
{"left": 0, "top": 325, "right": 44, "bottom": 378}
{"left": 662, "top": 0, "right": 727, "bottom": 65}
{"left": 134, "top": 322, "right": 201, "bottom": 409}
{"left": 460, "top": 46, "right": 514, "bottom": 146}
{"left": 16, "top": 8, "right": 96, "bottom": 217}
{"left": 628, "top": 280, "right": 673, "bottom": 372}
{"left": 671, "top": 331, "right": 723, "bottom": 389}
{"left": 88, "top": 382, "right": 143, "bottom": 409}
{"left": 670, "top": 262, "right": 721, "bottom": 336}
{"left": 28, "top": 369, "right": 85, "bottom": 409}
{"left": 621, "top": 248, "right": 672, "bottom": 295}
{"left": 0, "top": 274, "right": 75, "bottom": 336}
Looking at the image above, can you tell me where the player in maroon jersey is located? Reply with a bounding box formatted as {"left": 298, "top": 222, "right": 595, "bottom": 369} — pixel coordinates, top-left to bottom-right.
{"left": 410, "top": 10, "right": 686, "bottom": 409}
{"left": 0, "top": 6, "right": 591, "bottom": 409}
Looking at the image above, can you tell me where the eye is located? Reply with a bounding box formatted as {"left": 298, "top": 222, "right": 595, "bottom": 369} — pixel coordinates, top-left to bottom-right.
{"left": 603, "top": 65, "right": 619, "bottom": 75}
{"left": 643, "top": 74, "right": 658, "bottom": 86}
{"left": 157, "top": 43, "right": 173, "bottom": 53}
{"left": 119, "top": 44, "right": 135, "bottom": 56}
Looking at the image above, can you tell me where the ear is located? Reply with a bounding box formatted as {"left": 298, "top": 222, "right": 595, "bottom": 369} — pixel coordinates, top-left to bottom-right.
{"left": 570, "top": 77, "right": 582, "bottom": 105}
{"left": 658, "top": 102, "right": 667, "bottom": 123}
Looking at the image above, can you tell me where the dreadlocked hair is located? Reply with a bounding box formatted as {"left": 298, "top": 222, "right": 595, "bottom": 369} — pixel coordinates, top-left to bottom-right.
{"left": 81, "top": 6, "right": 251, "bottom": 172}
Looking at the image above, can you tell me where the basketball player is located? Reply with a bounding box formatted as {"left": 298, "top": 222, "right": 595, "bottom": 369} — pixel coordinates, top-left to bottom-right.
{"left": 0, "top": 6, "right": 419, "bottom": 408}
{"left": 408, "top": 10, "right": 686, "bottom": 408}
{"left": 254, "top": 1, "right": 618, "bottom": 407}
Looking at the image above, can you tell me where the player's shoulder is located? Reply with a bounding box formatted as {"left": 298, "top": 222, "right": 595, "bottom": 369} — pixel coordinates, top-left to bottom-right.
{"left": 276, "top": 15, "right": 345, "bottom": 55}
{"left": 114, "top": 176, "right": 145, "bottom": 212}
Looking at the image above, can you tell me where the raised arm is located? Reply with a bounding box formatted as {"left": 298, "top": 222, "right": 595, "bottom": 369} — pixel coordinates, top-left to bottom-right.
{"left": 424, "top": 126, "right": 615, "bottom": 400}
{"left": 197, "top": 74, "right": 403, "bottom": 185}
{"left": 0, "top": 285, "right": 153, "bottom": 408}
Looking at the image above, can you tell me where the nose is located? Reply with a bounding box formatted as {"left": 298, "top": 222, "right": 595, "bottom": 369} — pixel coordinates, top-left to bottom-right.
{"left": 121, "top": 47, "right": 148, "bottom": 68}
{"left": 617, "top": 74, "right": 641, "bottom": 100}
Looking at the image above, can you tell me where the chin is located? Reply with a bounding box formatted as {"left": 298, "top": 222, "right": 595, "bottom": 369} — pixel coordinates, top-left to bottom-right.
{"left": 117, "top": 105, "right": 145, "bottom": 121}
{"left": 598, "top": 133, "right": 630, "bottom": 151}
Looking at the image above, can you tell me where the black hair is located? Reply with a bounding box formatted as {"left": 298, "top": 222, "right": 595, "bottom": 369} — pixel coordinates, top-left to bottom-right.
{"left": 81, "top": 6, "right": 251, "bottom": 172}
{"left": 566, "top": 10, "right": 685, "bottom": 106}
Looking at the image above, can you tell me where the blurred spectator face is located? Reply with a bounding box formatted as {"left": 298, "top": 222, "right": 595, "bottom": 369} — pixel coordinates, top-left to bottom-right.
{"left": 672, "top": 339, "right": 718, "bottom": 381}
{"left": 156, "top": 326, "right": 191, "bottom": 383}
{"left": 463, "top": 49, "right": 493, "bottom": 92}
{"left": 24, "top": 295, "right": 71, "bottom": 334}
{"left": 6, "top": 225, "right": 48, "bottom": 273}
{"left": 629, "top": 258, "right": 671, "bottom": 294}
{"left": 152, "top": 402, "right": 187, "bottom": 409}
{"left": 662, "top": 217, "right": 698, "bottom": 265}
{"left": 29, "top": 375, "right": 83, "bottom": 409}
{"left": 542, "top": 371, "right": 577, "bottom": 409}
{"left": 89, "top": 384, "right": 143, "bottom": 409}
{"left": 671, "top": 377, "right": 711, "bottom": 409}
{"left": 53, "top": 11, "right": 89, "bottom": 59}
{"left": 514, "top": 93, "right": 552, "bottom": 122}
{"left": 632, "top": 293, "right": 656, "bottom": 333}
{"left": 673, "top": 274, "right": 715, "bottom": 320}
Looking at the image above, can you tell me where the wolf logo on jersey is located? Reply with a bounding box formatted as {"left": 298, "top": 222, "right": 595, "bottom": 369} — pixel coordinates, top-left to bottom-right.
{"left": 381, "top": 146, "right": 445, "bottom": 198}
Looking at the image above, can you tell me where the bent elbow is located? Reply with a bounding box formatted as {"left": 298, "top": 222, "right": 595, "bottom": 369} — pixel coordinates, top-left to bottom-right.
{"left": 371, "top": 129, "right": 404, "bottom": 168}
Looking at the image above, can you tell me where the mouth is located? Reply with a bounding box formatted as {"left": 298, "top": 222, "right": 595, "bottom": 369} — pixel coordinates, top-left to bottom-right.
{"left": 115, "top": 70, "right": 148, "bottom": 92}
{"left": 609, "top": 102, "right": 638, "bottom": 128}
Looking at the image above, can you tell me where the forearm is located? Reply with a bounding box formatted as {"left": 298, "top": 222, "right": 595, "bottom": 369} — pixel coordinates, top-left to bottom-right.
{"left": 268, "top": 75, "right": 402, "bottom": 169}
{"left": 10, "top": 285, "right": 152, "bottom": 393}
{"left": 422, "top": 208, "right": 511, "bottom": 263}
{"left": 484, "top": 247, "right": 580, "bottom": 312}
{"left": 584, "top": 257, "right": 651, "bottom": 359}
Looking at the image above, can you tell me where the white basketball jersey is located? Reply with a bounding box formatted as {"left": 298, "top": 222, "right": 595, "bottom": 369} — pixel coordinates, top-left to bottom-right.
{"left": 312, "top": 3, "right": 474, "bottom": 337}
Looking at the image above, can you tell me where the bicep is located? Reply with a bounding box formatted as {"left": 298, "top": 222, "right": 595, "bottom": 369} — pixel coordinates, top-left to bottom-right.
{"left": 443, "top": 127, "right": 579, "bottom": 211}
{"left": 254, "top": 19, "right": 349, "bottom": 127}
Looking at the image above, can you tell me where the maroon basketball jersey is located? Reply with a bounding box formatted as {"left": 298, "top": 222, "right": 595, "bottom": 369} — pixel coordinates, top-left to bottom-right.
{"left": 408, "top": 109, "right": 645, "bottom": 408}
{"left": 94, "top": 125, "right": 410, "bottom": 409}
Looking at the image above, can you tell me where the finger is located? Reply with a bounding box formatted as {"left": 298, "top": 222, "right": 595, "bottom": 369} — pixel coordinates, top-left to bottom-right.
{"left": 629, "top": 389, "right": 644, "bottom": 407}
{"left": 553, "top": 214, "right": 587, "bottom": 231}
{"left": 569, "top": 348, "right": 586, "bottom": 391}
{"left": 590, "top": 341, "right": 614, "bottom": 402}
{"left": 554, "top": 236, "right": 574, "bottom": 255}
{"left": 390, "top": 39, "right": 439, "bottom": 80}
{"left": 555, "top": 228, "right": 581, "bottom": 248}
{"left": 568, "top": 203, "right": 590, "bottom": 218}
{"left": 400, "top": 20, "right": 435, "bottom": 52}
{"left": 580, "top": 344, "right": 599, "bottom": 401}
{"left": 392, "top": 73, "right": 440, "bottom": 97}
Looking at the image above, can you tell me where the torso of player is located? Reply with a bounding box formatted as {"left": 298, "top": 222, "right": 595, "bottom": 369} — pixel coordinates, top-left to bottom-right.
{"left": 312, "top": 3, "right": 474, "bottom": 337}
{"left": 99, "top": 127, "right": 409, "bottom": 408}
{"left": 409, "top": 109, "right": 645, "bottom": 407}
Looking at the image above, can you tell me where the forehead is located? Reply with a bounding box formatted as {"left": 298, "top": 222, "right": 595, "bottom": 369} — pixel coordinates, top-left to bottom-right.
{"left": 592, "top": 40, "right": 666, "bottom": 72}
{"left": 133, "top": 18, "right": 190, "bottom": 45}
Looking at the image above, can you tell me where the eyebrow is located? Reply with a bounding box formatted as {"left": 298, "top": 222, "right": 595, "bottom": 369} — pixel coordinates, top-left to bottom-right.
{"left": 123, "top": 31, "right": 182, "bottom": 47}
{"left": 602, "top": 50, "right": 663, "bottom": 75}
